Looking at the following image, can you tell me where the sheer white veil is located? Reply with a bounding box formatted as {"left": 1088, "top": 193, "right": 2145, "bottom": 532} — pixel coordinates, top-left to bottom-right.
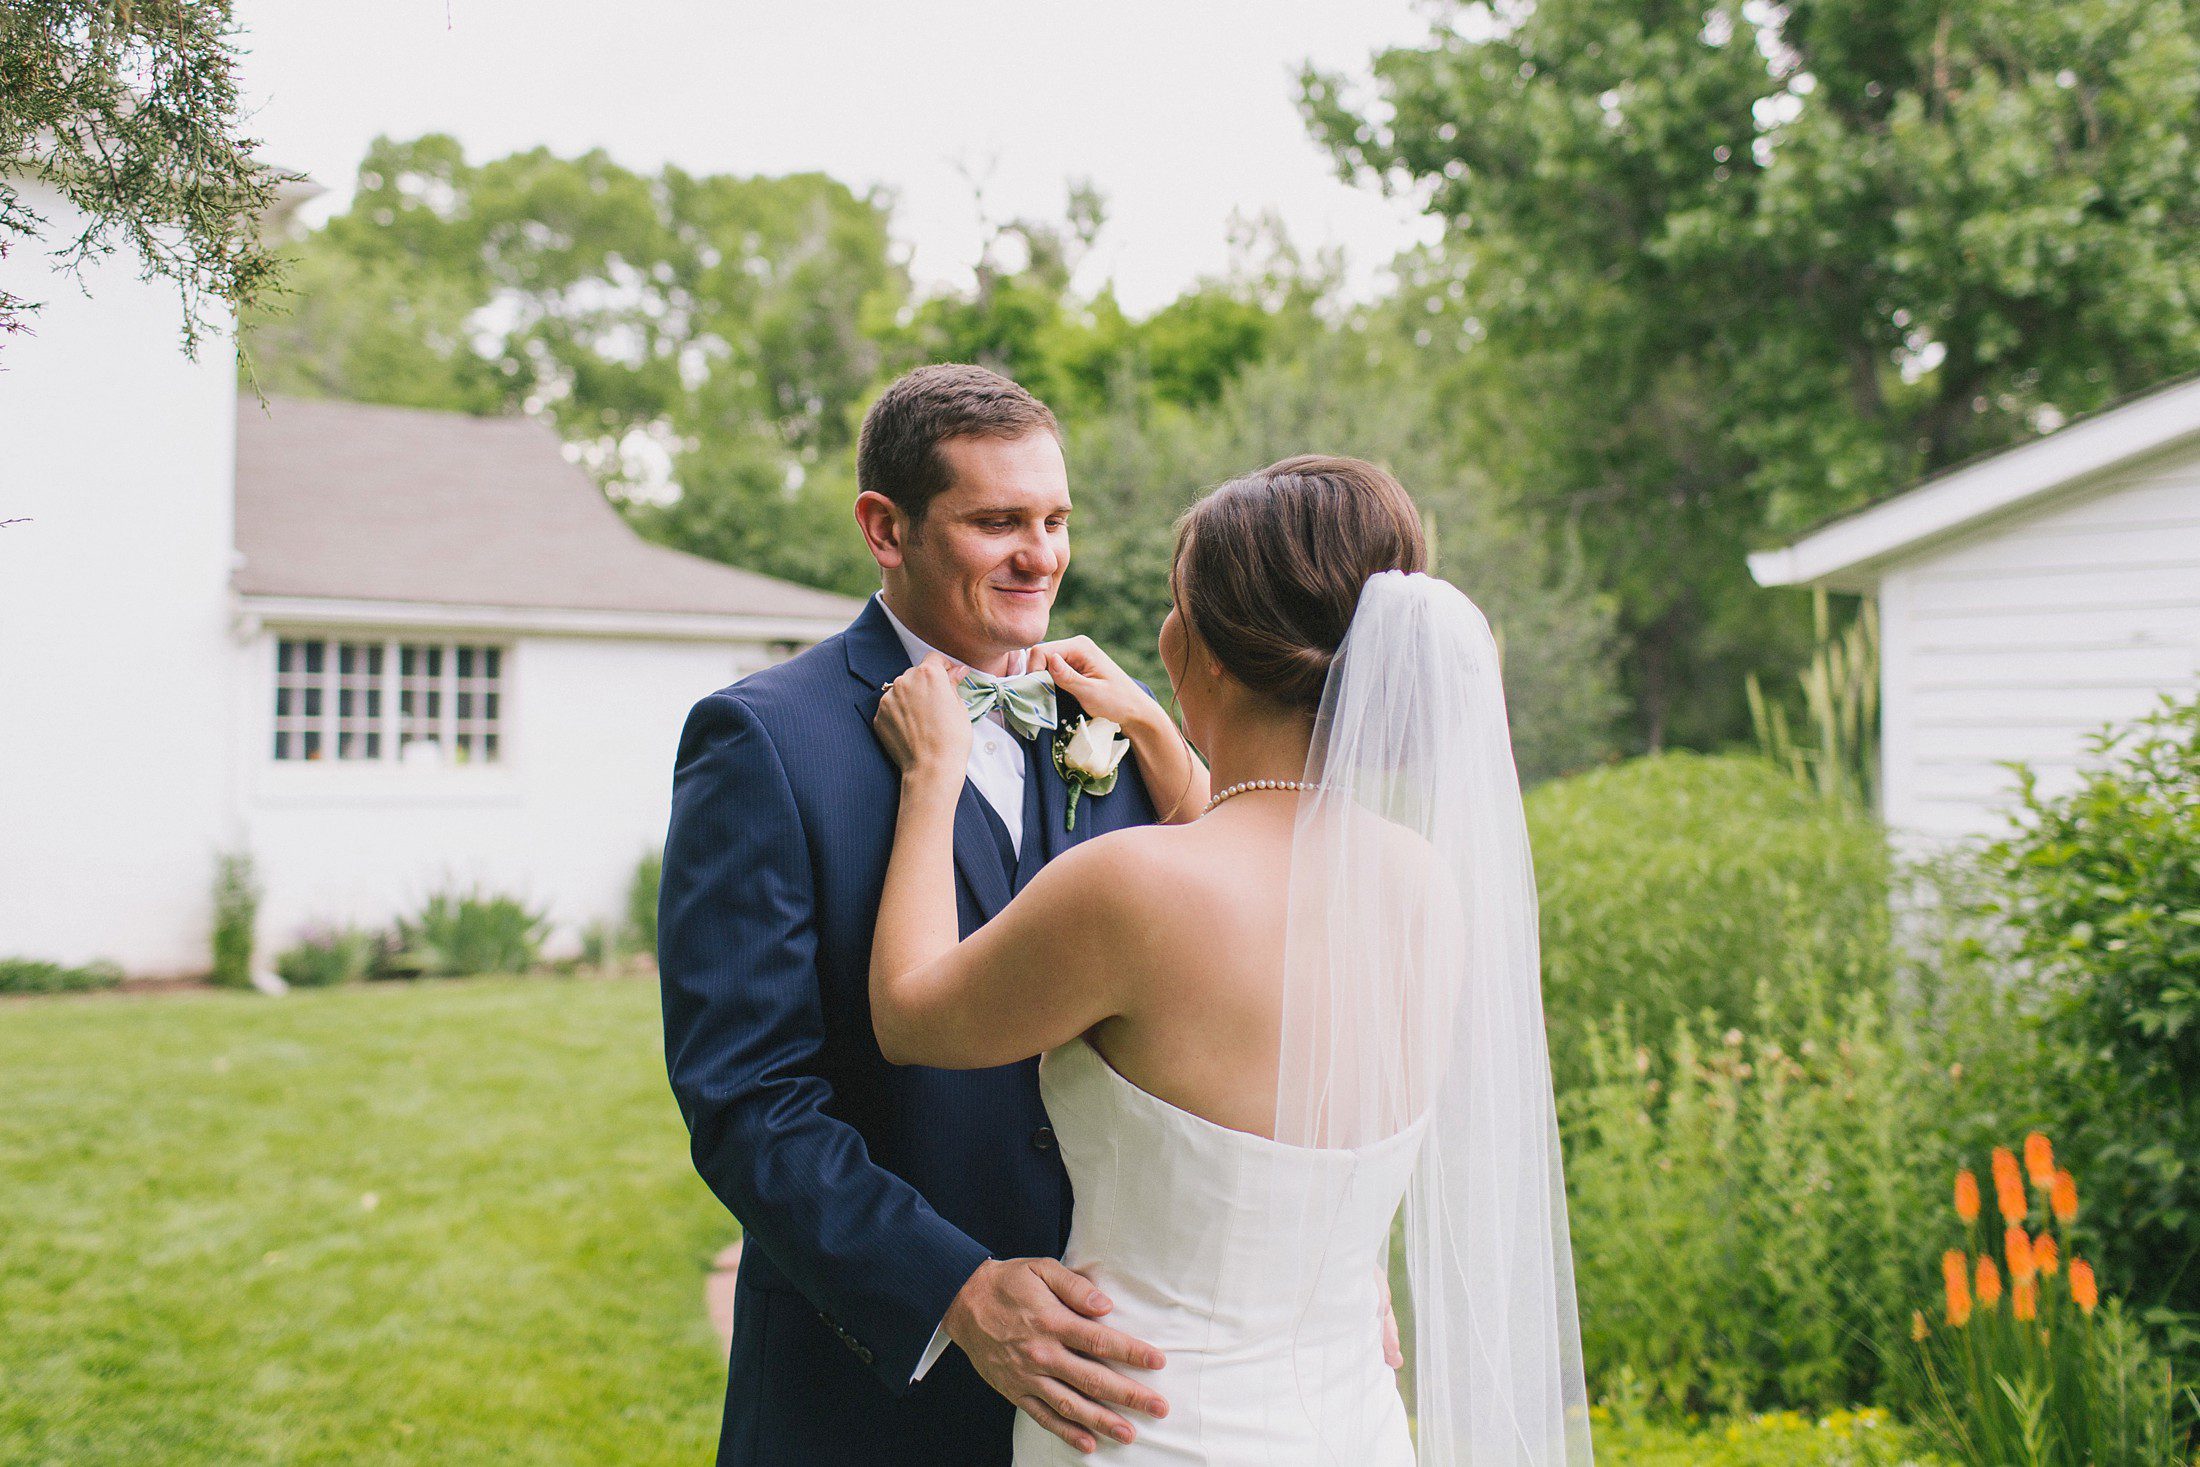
{"left": 1273, "top": 569, "right": 1594, "bottom": 1466}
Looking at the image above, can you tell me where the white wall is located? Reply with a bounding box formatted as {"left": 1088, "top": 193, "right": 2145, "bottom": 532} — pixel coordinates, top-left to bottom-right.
{"left": 240, "top": 629, "right": 762, "bottom": 960}
{"left": 0, "top": 178, "right": 243, "bottom": 974}
{"left": 1880, "top": 442, "right": 2200, "bottom": 845}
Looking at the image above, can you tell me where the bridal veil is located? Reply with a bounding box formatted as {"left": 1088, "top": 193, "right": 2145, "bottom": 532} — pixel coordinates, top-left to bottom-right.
{"left": 1270, "top": 569, "right": 1594, "bottom": 1465}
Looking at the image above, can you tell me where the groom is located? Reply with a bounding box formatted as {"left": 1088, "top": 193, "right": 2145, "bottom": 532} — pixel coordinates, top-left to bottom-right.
{"left": 658, "top": 365, "right": 1171, "bottom": 1465}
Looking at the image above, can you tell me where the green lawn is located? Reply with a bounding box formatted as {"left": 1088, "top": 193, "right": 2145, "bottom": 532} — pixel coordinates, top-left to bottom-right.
{"left": 0, "top": 976, "right": 1942, "bottom": 1467}
{"left": 0, "top": 976, "right": 729, "bottom": 1466}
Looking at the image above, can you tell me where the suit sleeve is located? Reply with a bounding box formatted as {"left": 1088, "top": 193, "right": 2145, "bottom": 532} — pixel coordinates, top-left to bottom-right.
{"left": 657, "top": 690, "right": 991, "bottom": 1392}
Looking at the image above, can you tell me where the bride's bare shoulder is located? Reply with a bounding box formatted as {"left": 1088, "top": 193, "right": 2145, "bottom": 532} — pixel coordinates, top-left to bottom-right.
{"left": 1036, "top": 820, "right": 1228, "bottom": 908}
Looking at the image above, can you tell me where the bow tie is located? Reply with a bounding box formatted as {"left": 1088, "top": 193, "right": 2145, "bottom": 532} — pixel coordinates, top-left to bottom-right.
{"left": 957, "top": 670, "right": 1058, "bottom": 742}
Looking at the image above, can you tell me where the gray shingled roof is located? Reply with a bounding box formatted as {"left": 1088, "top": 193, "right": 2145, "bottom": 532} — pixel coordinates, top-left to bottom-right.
{"left": 232, "top": 395, "right": 863, "bottom": 622}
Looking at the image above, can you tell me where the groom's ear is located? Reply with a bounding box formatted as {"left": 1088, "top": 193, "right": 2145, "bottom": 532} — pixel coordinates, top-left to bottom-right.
{"left": 854, "top": 490, "right": 911, "bottom": 570}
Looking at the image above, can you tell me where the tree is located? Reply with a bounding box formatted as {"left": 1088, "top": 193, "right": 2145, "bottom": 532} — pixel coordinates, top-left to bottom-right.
{"left": 1, "top": 0, "right": 289, "bottom": 351}
{"left": 1305, "top": 0, "right": 2200, "bottom": 750}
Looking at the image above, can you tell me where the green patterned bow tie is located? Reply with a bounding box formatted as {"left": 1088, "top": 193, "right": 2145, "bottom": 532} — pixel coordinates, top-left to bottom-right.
{"left": 957, "top": 670, "right": 1058, "bottom": 742}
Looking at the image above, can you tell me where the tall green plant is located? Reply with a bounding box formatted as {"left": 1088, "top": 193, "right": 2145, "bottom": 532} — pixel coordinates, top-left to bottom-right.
{"left": 1563, "top": 982, "right": 1980, "bottom": 1418}
{"left": 623, "top": 849, "right": 661, "bottom": 961}
{"left": 208, "top": 851, "right": 259, "bottom": 988}
{"left": 1749, "top": 589, "right": 1880, "bottom": 810}
{"left": 1905, "top": 1137, "right": 2195, "bottom": 1466}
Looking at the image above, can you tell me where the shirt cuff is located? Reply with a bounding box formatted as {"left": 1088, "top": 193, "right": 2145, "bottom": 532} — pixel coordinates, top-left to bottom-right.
{"left": 912, "top": 1320, "right": 954, "bottom": 1383}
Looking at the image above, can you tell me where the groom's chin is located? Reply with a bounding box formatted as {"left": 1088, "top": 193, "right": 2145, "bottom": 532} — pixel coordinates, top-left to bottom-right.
{"left": 987, "top": 589, "right": 1055, "bottom": 643}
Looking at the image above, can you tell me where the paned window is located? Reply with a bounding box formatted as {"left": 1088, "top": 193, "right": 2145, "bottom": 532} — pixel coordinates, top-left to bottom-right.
{"left": 273, "top": 637, "right": 506, "bottom": 765}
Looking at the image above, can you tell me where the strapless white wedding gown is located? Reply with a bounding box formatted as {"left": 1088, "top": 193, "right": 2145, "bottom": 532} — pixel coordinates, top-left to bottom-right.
{"left": 1013, "top": 1036, "right": 1427, "bottom": 1465}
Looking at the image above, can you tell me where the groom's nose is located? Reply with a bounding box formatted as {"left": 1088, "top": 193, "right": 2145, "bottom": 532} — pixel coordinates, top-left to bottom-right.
{"left": 1007, "top": 527, "right": 1064, "bottom": 580}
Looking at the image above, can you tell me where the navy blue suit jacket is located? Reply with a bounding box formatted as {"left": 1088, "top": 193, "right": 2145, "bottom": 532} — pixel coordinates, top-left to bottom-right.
{"left": 659, "top": 596, "right": 1160, "bottom": 1466}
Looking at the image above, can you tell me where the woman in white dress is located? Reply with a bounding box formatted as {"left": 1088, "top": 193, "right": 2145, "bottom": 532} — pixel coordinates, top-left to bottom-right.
{"left": 871, "top": 456, "right": 1593, "bottom": 1466}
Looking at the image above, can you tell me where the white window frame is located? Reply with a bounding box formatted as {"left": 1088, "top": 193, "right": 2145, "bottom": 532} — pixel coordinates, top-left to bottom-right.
{"left": 269, "top": 633, "right": 510, "bottom": 767}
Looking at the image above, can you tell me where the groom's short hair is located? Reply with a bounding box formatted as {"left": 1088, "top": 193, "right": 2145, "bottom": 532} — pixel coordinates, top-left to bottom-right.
{"left": 857, "top": 364, "right": 1060, "bottom": 530}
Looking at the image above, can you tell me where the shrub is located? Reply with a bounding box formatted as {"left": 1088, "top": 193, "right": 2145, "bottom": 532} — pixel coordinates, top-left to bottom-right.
{"left": 1961, "top": 693, "right": 2200, "bottom": 1358}
{"left": 0, "top": 958, "right": 122, "bottom": 995}
{"left": 208, "top": 851, "right": 260, "bottom": 988}
{"left": 1559, "top": 973, "right": 2039, "bottom": 1421}
{"left": 624, "top": 849, "right": 661, "bottom": 960}
{"left": 1904, "top": 1134, "right": 2195, "bottom": 1466}
{"left": 385, "top": 887, "right": 547, "bottom": 978}
{"left": 273, "top": 925, "right": 382, "bottom": 988}
{"left": 1528, "top": 753, "right": 1891, "bottom": 1081}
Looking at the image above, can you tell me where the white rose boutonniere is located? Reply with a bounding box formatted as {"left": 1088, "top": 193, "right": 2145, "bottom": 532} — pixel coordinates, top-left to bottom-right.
{"left": 1052, "top": 715, "right": 1131, "bottom": 831}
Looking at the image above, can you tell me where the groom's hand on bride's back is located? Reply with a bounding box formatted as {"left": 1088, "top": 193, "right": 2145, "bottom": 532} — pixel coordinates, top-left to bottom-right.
{"left": 944, "top": 1256, "right": 1167, "bottom": 1455}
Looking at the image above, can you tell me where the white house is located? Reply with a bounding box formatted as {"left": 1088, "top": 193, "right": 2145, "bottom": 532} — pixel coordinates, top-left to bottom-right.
{"left": 0, "top": 174, "right": 858, "bottom": 977}
{"left": 1749, "top": 378, "right": 2200, "bottom": 845}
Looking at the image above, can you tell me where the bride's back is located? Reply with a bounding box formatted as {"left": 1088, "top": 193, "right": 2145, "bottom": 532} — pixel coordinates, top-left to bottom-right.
{"left": 1076, "top": 799, "right": 1301, "bottom": 1140}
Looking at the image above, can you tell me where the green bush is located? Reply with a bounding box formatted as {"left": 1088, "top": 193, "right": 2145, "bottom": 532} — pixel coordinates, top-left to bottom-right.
{"left": 386, "top": 887, "right": 547, "bottom": 979}
{"left": 208, "top": 851, "right": 260, "bottom": 988}
{"left": 1563, "top": 982, "right": 1999, "bottom": 1419}
{"left": 624, "top": 849, "right": 661, "bottom": 960}
{"left": 273, "top": 925, "right": 383, "bottom": 988}
{"left": 0, "top": 958, "right": 122, "bottom": 995}
{"left": 1528, "top": 753, "right": 1892, "bottom": 1081}
{"left": 1556, "top": 902, "right": 2067, "bottom": 1429}
{"left": 1964, "top": 692, "right": 2200, "bottom": 1364}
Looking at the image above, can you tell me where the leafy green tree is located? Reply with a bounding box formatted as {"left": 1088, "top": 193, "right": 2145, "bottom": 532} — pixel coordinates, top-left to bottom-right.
{"left": 1059, "top": 322, "right": 1624, "bottom": 784}
{"left": 2, "top": 0, "right": 290, "bottom": 351}
{"left": 1305, "top": 0, "right": 2200, "bottom": 749}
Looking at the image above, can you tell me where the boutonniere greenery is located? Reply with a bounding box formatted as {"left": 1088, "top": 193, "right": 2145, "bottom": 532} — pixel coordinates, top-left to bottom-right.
{"left": 1052, "top": 716, "right": 1132, "bottom": 831}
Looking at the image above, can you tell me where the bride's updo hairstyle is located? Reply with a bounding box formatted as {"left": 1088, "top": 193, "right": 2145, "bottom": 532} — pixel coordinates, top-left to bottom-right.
{"left": 1172, "top": 455, "right": 1426, "bottom": 712}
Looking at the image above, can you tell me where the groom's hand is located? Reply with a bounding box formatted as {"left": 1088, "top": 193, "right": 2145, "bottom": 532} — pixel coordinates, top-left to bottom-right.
{"left": 943, "top": 1257, "right": 1167, "bottom": 1455}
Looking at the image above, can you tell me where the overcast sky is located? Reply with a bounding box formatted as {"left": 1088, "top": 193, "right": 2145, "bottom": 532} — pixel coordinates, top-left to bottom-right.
{"left": 231, "top": 1, "right": 1449, "bottom": 315}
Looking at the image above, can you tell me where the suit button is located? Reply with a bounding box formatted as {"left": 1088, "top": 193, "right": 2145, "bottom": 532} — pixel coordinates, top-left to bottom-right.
{"left": 1031, "top": 1126, "right": 1055, "bottom": 1152}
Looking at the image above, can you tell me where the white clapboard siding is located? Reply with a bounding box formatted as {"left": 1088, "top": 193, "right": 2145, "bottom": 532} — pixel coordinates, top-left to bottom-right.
{"left": 1880, "top": 445, "right": 2200, "bottom": 844}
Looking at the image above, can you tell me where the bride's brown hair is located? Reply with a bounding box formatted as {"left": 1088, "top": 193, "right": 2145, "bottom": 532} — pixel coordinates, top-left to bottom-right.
{"left": 1171, "top": 455, "right": 1427, "bottom": 712}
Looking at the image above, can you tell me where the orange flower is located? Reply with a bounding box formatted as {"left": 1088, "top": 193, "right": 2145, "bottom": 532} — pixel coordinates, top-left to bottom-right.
{"left": 2005, "top": 1225, "right": 2037, "bottom": 1284}
{"left": 1954, "top": 1170, "right": 1981, "bottom": 1223}
{"left": 1976, "top": 1255, "right": 2004, "bottom": 1309}
{"left": 1911, "top": 1309, "right": 1930, "bottom": 1342}
{"left": 1943, "top": 1250, "right": 1973, "bottom": 1326}
{"left": 2024, "top": 1132, "right": 2055, "bottom": 1187}
{"left": 2051, "top": 1169, "right": 2078, "bottom": 1223}
{"left": 2070, "top": 1259, "right": 2097, "bottom": 1314}
{"left": 1992, "top": 1147, "right": 2028, "bottom": 1223}
{"left": 2034, "top": 1232, "right": 2060, "bottom": 1276}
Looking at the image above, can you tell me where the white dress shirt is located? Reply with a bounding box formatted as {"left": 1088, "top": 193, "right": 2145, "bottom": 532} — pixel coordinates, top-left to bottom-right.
{"left": 876, "top": 593, "right": 1031, "bottom": 856}
{"left": 873, "top": 592, "right": 1035, "bottom": 1380}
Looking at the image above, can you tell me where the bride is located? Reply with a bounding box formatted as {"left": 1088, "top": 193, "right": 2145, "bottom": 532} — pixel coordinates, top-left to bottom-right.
{"left": 870, "top": 455, "right": 1593, "bottom": 1465}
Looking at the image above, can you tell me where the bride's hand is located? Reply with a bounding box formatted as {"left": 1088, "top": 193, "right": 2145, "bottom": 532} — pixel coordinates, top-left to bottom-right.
{"left": 874, "top": 653, "right": 971, "bottom": 782}
{"left": 1035, "top": 635, "right": 1161, "bottom": 731}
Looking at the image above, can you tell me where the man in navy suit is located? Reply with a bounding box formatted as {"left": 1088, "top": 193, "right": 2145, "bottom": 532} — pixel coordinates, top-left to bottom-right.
{"left": 659, "top": 365, "right": 1192, "bottom": 1464}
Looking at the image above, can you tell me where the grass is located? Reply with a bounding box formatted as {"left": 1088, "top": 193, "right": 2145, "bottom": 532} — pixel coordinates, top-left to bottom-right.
{"left": 0, "top": 976, "right": 729, "bottom": 1466}
{"left": 0, "top": 976, "right": 1955, "bottom": 1466}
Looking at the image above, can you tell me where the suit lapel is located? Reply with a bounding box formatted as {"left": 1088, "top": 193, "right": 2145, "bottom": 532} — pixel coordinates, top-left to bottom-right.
{"left": 952, "top": 783, "right": 1015, "bottom": 922}
{"left": 844, "top": 595, "right": 1015, "bottom": 925}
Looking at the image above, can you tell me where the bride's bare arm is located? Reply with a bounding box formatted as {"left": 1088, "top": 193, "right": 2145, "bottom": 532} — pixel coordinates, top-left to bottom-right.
{"left": 870, "top": 654, "right": 1145, "bottom": 1068}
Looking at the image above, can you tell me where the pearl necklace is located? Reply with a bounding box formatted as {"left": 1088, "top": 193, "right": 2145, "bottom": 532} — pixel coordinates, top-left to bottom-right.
{"left": 1203, "top": 778, "right": 1319, "bottom": 815}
